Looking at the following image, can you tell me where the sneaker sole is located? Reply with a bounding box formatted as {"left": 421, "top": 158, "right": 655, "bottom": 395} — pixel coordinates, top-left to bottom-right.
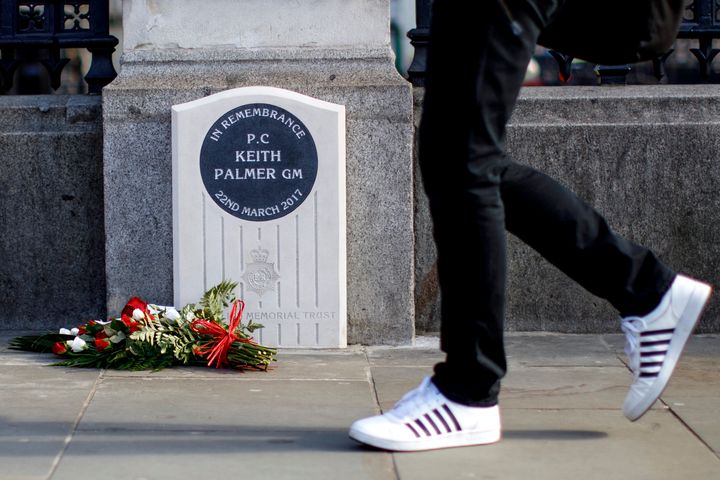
{"left": 349, "top": 427, "right": 501, "bottom": 452}
{"left": 624, "top": 279, "right": 712, "bottom": 421}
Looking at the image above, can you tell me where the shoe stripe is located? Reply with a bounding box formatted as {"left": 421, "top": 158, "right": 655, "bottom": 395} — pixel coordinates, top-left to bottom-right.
{"left": 641, "top": 339, "right": 671, "bottom": 347}
{"left": 405, "top": 422, "right": 421, "bottom": 438}
{"left": 640, "top": 349, "right": 667, "bottom": 357}
{"left": 414, "top": 418, "right": 432, "bottom": 437}
{"left": 423, "top": 413, "right": 442, "bottom": 435}
{"left": 640, "top": 334, "right": 674, "bottom": 343}
{"left": 432, "top": 408, "right": 453, "bottom": 433}
{"left": 640, "top": 328, "right": 675, "bottom": 337}
{"left": 641, "top": 361, "right": 664, "bottom": 368}
{"left": 640, "top": 371, "right": 660, "bottom": 378}
{"left": 442, "top": 404, "right": 462, "bottom": 432}
{"left": 641, "top": 369, "right": 663, "bottom": 375}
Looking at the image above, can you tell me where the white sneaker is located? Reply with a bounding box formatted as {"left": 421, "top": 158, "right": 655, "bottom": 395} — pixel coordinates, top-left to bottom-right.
{"left": 621, "top": 274, "right": 712, "bottom": 421}
{"left": 349, "top": 377, "right": 501, "bottom": 451}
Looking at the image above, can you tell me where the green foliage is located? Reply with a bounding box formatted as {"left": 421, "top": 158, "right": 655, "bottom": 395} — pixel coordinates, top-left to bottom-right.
{"left": 129, "top": 314, "right": 200, "bottom": 365}
{"left": 193, "top": 279, "right": 238, "bottom": 322}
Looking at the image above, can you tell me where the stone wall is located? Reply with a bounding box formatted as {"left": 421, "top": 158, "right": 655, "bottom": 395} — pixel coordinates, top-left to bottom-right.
{"left": 0, "top": 96, "right": 106, "bottom": 330}
{"left": 2, "top": 86, "right": 718, "bottom": 337}
{"left": 415, "top": 85, "right": 720, "bottom": 334}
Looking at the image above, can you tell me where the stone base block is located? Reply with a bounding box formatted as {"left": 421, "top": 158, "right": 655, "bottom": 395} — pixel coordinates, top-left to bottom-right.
{"left": 0, "top": 96, "right": 106, "bottom": 330}
{"left": 103, "top": 48, "right": 414, "bottom": 344}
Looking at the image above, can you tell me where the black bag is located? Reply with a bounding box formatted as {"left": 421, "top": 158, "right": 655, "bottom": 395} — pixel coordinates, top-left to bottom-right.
{"left": 537, "top": 0, "right": 686, "bottom": 65}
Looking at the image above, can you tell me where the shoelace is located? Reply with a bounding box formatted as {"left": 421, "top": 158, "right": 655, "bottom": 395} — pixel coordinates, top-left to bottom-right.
{"left": 620, "top": 316, "right": 650, "bottom": 375}
{"left": 391, "top": 377, "right": 435, "bottom": 418}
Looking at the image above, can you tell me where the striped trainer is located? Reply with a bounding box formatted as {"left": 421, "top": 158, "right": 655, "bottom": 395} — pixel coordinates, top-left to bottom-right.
{"left": 349, "top": 377, "right": 501, "bottom": 451}
{"left": 621, "top": 274, "right": 712, "bottom": 421}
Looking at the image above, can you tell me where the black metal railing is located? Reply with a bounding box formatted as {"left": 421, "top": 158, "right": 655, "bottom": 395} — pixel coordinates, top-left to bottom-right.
{"left": 406, "top": 0, "right": 431, "bottom": 87}
{"left": 0, "top": 1, "right": 118, "bottom": 94}
{"left": 407, "top": 0, "right": 720, "bottom": 86}
{"left": 678, "top": 0, "right": 720, "bottom": 79}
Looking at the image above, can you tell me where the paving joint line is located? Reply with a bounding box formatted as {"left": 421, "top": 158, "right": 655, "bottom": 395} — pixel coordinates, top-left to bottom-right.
{"left": 46, "top": 369, "right": 105, "bottom": 479}
{"left": 608, "top": 339, "right": 718, "bottom": 459}
{"left": 362, "top": 347, "right": 400, "bottom": 480}
{"left": 661, "top": 398, "right": 720, "bottom": 460}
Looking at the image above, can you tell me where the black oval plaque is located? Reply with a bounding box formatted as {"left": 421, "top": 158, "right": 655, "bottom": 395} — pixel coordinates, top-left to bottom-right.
{"left": 200, "top": 103, "right": 318, "bottom": 221}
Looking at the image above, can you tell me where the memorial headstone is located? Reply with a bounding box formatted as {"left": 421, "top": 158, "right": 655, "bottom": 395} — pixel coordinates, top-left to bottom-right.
{"left": 172, "top": 87, "right": 346, "bottom": 347}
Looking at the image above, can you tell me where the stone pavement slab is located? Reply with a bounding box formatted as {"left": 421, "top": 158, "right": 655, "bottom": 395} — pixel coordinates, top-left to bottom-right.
{"left": 656, "top": 335, "right": 720, "bottom": 456}
{"left": 0, "top": 365, "right": 100, "bottom": 479}
{"left": 53, "top": 377, "right": 391, "bottom": 480}
{"left": 1, "top": 335, "right": 101, "bottom": 480}
{"left": 393, "top": 410, "right": 719, "bottom": 480}
{"left": 504, "top": 333, "right": 621, "bottom": 367}
{"left": 1, "top": 333, "right": 718, "bottom": 480}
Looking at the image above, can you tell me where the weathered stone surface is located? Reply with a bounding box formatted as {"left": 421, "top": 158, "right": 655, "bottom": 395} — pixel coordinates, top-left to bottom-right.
{"left": 414, "top": 85, "right": 720, "bottom": 333}
{"left": 123, "top": 0, "right": 390, "bottom": 51}
{"left": 0, "top": 96, "right": 106, "bottom": 330}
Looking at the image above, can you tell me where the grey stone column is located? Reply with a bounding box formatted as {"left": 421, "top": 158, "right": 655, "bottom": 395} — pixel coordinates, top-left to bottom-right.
{"left": 103, "top": 0, "right": 414, "bottom": 344}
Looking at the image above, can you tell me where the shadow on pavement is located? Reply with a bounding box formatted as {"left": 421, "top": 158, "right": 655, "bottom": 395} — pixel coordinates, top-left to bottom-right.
{"left": 0, "top": 421, "right": 361, "bottom": 455}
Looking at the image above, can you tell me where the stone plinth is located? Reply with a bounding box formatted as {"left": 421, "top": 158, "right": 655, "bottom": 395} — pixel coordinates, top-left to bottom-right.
{"left": 104, "top": 0, "right": 414, "bottom": 344}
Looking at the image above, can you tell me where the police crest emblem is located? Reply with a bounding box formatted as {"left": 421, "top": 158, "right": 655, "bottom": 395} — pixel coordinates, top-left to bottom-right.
{"left": 242, "top": 246, "right": 280, "bottom": 297}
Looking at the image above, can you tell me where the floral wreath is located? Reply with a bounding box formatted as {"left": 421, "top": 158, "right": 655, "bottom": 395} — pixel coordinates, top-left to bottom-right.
{"left": 11, "top": 281, "right": 275, "bottom": 371}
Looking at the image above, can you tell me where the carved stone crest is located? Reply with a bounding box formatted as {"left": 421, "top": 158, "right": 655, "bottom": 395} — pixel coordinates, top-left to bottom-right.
{"left": 242, "top": 246, "right": 280, "bottom": 297}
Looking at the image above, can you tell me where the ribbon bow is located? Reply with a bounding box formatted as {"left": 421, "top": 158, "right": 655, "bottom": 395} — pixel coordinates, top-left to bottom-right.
{"left": 191, "top": 300, "right": 249, "bottom": 368}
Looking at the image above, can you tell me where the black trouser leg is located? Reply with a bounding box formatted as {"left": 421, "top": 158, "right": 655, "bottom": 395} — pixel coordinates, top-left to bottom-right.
{"left": 419, "top": 0, "right": 675, "bottom": 406}
{"left": 501, "top": 164, "right": 675, "bottom": 318}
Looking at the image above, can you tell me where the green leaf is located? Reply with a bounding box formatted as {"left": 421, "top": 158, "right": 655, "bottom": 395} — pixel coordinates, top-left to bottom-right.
{"left": 9, "top": 334, "right": 72, "bottom": 353}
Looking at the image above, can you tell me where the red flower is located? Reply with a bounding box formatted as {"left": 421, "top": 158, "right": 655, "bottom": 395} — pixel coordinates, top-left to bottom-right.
{"left": 121, "top": 297, "right": 148, "bottom": 318}
{"left": 121, "top": 314, "right": 141, "bottom": 333}
{"left": 96, "top": 331, "right": 108, "bottom": 340}
{"left": 51, "top": 342, "right": 67, "bottom": 355}
{"left": 80, "top": 320, "right": 103, "bottom": 335}
{"left": 95, "top": 338, "right": 111, "bottom": 351}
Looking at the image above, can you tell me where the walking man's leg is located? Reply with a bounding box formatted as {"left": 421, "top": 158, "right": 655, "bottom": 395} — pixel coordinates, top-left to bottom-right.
{"left": 348, "top": 0, "right": 712, "bottom": 451}
{"left": 350, "top": 0, "right": 557, "bottom": 451}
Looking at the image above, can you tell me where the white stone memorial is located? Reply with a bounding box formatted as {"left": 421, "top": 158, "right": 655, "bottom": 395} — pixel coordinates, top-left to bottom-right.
{"left": 172, "top": 87, "right": 346, "bottom": 347}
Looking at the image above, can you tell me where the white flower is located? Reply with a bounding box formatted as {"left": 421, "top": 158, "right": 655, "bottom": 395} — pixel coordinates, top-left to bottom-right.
{"left": 164, "top": 308, "right": 180, "bottom": 322}
{"left": 70, "top": 328, "right": 79, "bottom": 336}
{"left": 59, "top": 328, "right": 72, "bottom": 335}
{"left": 109, "top": 331, "right": 126, "bottom": 344}
{"left": 132, "top": 308, "right": 145, "bottom": 320}
{"left": 69, "top": 337, "right": 88, "bottom": 352}
{"left": 185, "top": 311, "right": 196, "bottom": 321}
{"left": 95, "top": 320, "right": 112, "bottom": 325}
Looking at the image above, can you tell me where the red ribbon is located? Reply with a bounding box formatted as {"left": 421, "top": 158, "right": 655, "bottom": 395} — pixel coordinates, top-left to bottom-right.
{"left": 191, "top": 300, "right": 249, "bottom": 368}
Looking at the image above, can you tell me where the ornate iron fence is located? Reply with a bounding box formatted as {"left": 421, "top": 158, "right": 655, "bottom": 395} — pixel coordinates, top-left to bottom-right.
{"left": 407, "top": 0, "right": 720, "bottom": 86}
{"left": 0, "top": 1, "right": 118, "bottom": 94}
